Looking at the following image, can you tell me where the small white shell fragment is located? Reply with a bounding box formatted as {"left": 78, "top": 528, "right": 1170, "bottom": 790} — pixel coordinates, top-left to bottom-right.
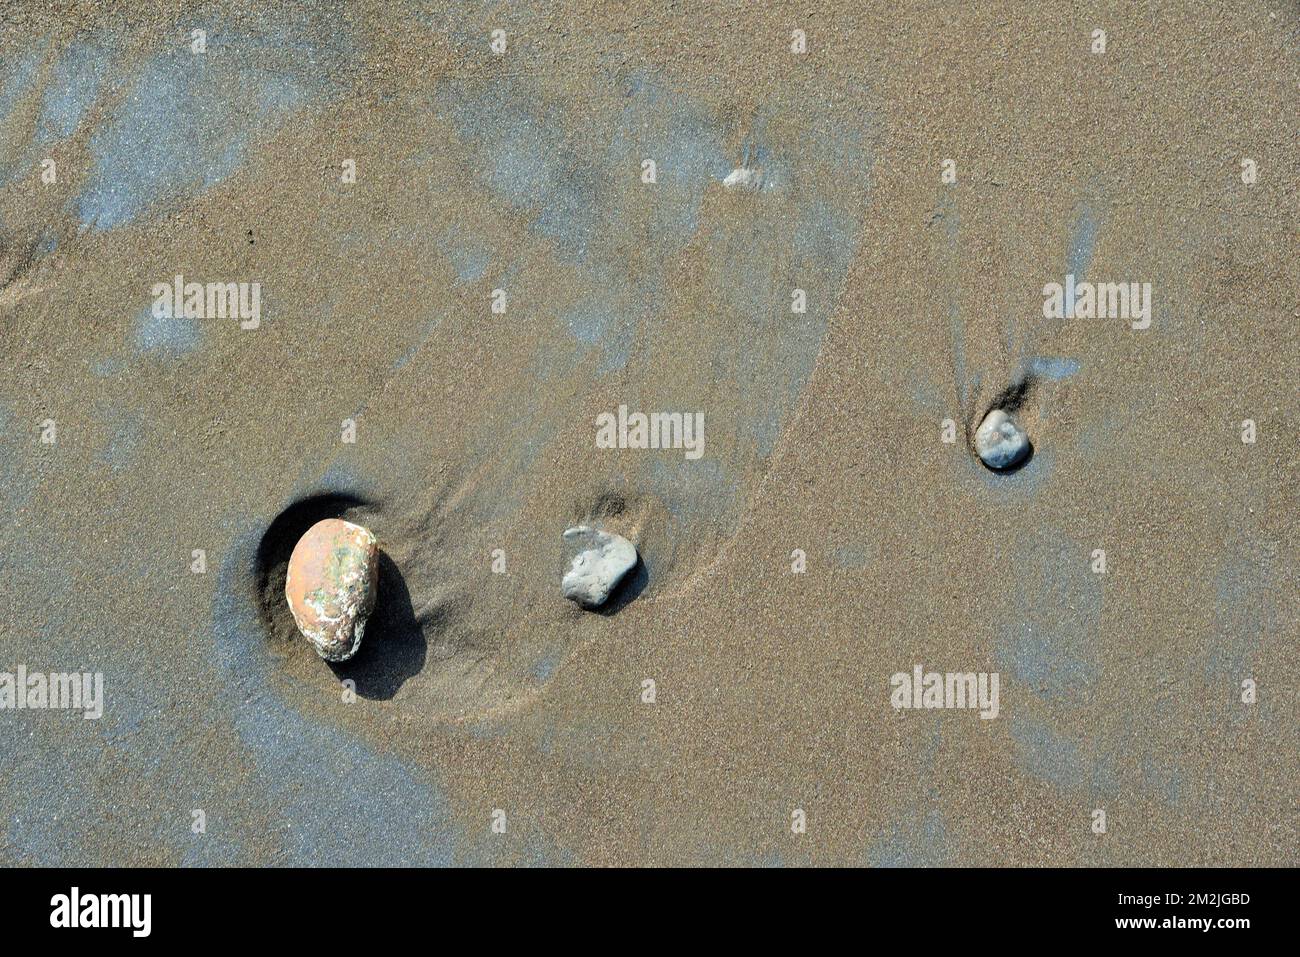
{"left": 562, "top": 526, "right": 638, "bottom": 609}
{"left": 722, "top": 167, "right": 764, "bottom": 191}
{"left": 974, "top": 409, "right": 1030, "bottom": 470}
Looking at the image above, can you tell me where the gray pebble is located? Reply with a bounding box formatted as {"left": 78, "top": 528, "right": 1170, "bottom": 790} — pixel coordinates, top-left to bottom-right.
{"left": 562, "top": 526, "right": 637, "bottom": 609}
{"left": 974, "top": 409, "right": 1030, "bottom": 470}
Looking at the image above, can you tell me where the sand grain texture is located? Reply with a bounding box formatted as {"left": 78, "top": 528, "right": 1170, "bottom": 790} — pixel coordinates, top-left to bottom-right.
{"left": 0, "top": 0, "right": 1295, "bottom": 866}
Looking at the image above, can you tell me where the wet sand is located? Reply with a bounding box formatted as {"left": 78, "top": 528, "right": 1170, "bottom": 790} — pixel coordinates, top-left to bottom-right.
{"left": 0, "top": 1, "right": 1296, "bottom": 865}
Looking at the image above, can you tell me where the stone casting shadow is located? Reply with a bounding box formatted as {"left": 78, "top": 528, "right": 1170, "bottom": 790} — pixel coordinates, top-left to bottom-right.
{"left": 328, "top": 550, "right": 426, "bottom": 700}
{"left": 970, "top": 374, "right": 1037, "bottom": 474}
{"left": 255, "top": 492, "right": 426, "bottom": 700}
{"left": 982, "top": 439, "right": 1035, "bottom": 475}
{"left": 594, "top": 556, "right": 649, "bottom": 617}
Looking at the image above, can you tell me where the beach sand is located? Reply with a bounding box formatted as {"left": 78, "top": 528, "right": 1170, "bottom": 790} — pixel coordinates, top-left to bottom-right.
{"left": 0, "top": 1, "right": 1295, "bottom": 865}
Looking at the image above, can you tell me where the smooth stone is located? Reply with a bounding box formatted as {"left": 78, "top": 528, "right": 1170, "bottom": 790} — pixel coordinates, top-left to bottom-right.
{"left": 285, "top": 518, "right": 378, "bottom": 662}
{"left": 562, "top": 526, "right": 637, "bottom": 609}
{"left": 974, "top": 409, "right": 1030, "bottom": 470}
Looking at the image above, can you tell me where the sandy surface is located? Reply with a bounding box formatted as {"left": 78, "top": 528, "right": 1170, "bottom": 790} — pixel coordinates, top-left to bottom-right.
{"left": 0, "top": 1, "right": 1296, "bottom": 865}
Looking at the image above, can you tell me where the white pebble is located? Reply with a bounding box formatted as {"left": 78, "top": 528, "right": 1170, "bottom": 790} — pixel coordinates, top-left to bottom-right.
{"left": 974, "top": 409, "right": 1030, "bottom": 470}
{"left": 562, "top": 526, "right": 637, "bottom": 609}
{"left": 722, "top": 167, "right": 764, "bottom": 191}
